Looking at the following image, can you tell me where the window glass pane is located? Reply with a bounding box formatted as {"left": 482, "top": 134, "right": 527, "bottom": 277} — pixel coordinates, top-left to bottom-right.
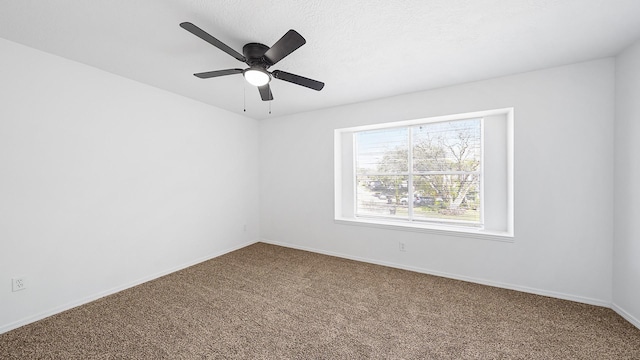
{"left": 356, "top": 128, "right": 408, "bottom": 174}
{"left": 413, "top": 174, "right": 481, "bottom": 223}
{"left": 353, "top": 118, "right": 483, "bottom": 226}
{"left": 356, "top": 175, "right": 408, "bottom": 219}
{"left": 412, "top": 119, "right": 481, "bottom": 172}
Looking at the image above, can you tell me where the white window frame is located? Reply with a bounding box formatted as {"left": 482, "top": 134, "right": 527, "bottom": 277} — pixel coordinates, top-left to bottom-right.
{"left": 334, "top": 108, "right": 514, "bottom": 241}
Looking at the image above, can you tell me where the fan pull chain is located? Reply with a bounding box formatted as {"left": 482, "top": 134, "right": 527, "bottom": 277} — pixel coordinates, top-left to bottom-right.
{"left": 269, "top": 101, "right": 271, "bottom": 115}
{"left": 243, "top": 85, "right": 246, "bottom": 112}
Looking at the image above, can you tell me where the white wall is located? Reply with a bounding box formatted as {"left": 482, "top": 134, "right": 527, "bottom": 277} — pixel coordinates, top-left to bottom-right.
{"left": 0, "top": 38, "right": 260, "bottom": 333}
{"left": 613, "top": 39, "right": 640, "bottom": 328}
{"left": 260, "top": 59, "right": 615, "bottom": 306}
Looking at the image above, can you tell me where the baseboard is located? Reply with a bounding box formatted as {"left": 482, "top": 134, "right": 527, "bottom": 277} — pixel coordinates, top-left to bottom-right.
{"left": 260, "top": 238, "right": 611, "bottom": 308}
{"left": 5, "top": 239, "right": 629, "bottom": 335}
{"left": 0, "top": 239, "right": 258, "bottom": 335}
{"left": 612, "top": 303, "right": 640, "bottom": 330}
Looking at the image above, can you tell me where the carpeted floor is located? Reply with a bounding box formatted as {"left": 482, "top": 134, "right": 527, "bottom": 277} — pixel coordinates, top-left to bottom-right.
{"left": 1, "top": 242, "right": 639, "bottom": 359}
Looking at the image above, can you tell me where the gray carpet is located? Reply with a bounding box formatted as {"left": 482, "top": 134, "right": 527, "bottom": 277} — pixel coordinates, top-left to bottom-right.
{"left": 1, "top": 242, "right": 639, "bottom": 359}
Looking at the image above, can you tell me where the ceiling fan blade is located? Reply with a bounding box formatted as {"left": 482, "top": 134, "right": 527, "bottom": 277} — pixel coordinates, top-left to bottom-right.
{"left": 264, "top": 30, "right": 306, "bottom": 65}
{"left": 194, "top": 69, "right": 244, "bottom": 79}
{"left": 258, "top": 84, "right": 274, "bottom": 101}
{"left": 272, "top": 70, "right": 324, "bottom": 91}
{"left": 180, "top": 22, "right": 246, "bottom": 62}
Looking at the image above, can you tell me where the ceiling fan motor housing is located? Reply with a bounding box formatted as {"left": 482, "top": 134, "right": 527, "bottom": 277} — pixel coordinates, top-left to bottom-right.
{"left": 243, "top": 43, "right": 271, "bottom": 68}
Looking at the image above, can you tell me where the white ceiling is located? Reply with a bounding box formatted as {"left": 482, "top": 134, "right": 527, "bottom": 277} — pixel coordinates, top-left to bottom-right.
{"left": 1, "top": 0, "right": 640, "bottom": 120}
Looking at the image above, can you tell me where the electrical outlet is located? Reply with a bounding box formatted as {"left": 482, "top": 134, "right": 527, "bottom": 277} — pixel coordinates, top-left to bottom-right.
{"left": 399, "top": 242, "right": 406, "bottom": 252}
{"left": 243, "top": 224, "right": 247, "bottom": 232}
{"left": 12, "top": 277, "right": 27, "bottom": 292}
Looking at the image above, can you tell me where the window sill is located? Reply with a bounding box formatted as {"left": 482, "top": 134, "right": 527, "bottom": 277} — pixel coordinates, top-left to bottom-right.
{"left": 334, "top": 217, "right": 514, "bottom": 242}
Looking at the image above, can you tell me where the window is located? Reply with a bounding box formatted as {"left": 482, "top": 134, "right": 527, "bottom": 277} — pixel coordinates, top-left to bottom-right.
{"left": 334, "top": 108, "right": 513, "bottom": 239}
{"left": 355, "top": 118, "right": 482, "bottom": 226}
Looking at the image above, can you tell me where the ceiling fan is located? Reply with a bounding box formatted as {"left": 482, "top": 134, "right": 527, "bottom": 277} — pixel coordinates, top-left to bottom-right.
{"left": 180, "top": 22, "right": 324, "bottom": 101}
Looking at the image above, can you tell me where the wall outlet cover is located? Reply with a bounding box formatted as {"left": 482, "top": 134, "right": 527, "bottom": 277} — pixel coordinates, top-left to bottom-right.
{"left": 12, "top": 277, "right": 27, "bottom": 292}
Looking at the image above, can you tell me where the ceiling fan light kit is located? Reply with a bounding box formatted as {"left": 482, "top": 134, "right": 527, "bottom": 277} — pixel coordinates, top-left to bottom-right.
{"left": 244, "top": 67, "right": 271, "bottom": 87}
{"left": 180, "top": 22, "right": 324, "bottom": 102}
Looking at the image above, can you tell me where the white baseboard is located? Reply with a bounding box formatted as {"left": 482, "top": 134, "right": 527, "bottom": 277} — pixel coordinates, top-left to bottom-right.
{"left": 6, "top": 239, "right": 635, "bottom": 335}
{"left": 0, "top": 239, "right": 258, "bottom": 335}
{"left": 260, "top": 238, "right": 612, "bottom": 308}
{"left": 612, "top": 303, "right": 640, "bottom": 330}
